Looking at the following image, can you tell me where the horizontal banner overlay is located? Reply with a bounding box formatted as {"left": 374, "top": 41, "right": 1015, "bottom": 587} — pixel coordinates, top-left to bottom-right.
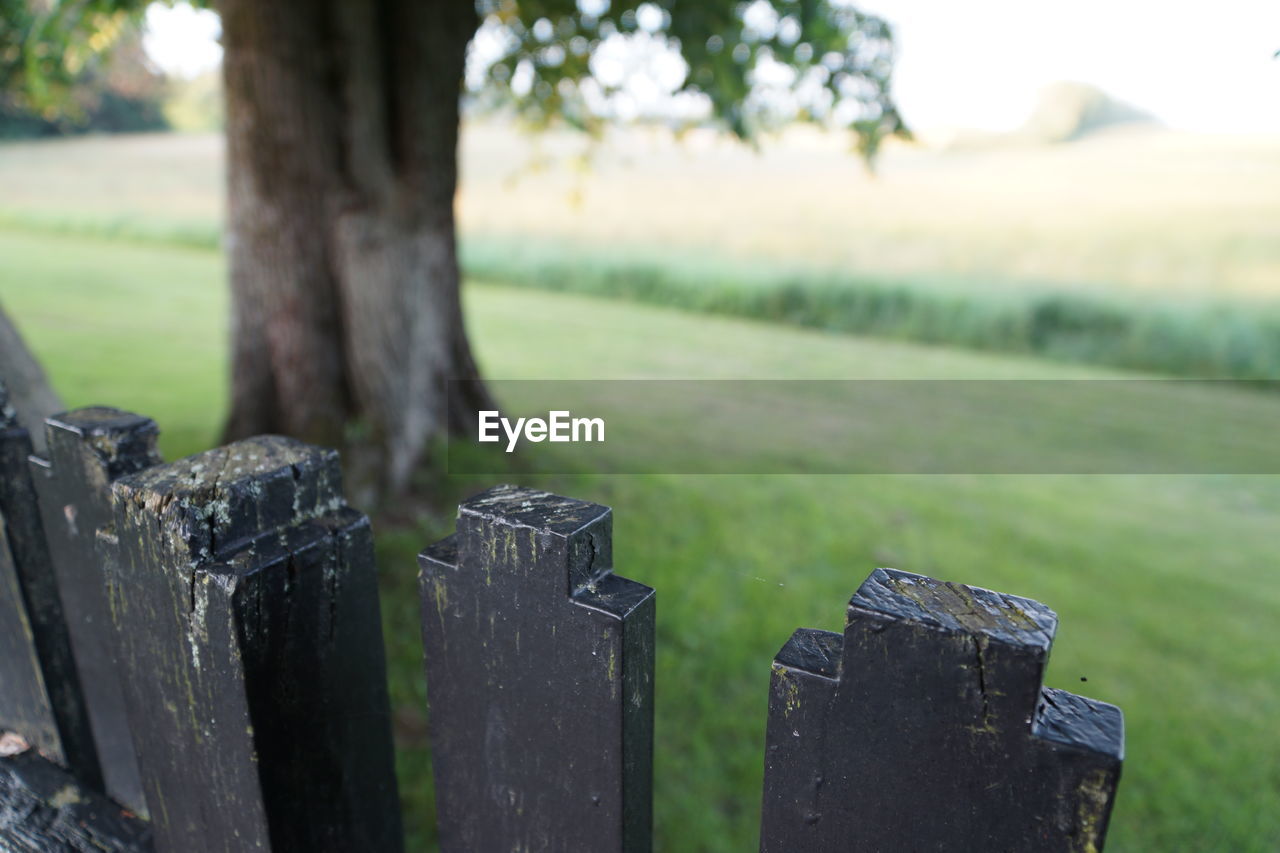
{"left": 447, "top": 380, "right": 1280, "bottom": 474}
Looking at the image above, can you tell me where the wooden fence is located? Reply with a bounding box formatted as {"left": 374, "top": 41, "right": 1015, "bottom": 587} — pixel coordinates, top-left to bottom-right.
{"left": 0, "top": 388, "right": 1124, "bottom": 851}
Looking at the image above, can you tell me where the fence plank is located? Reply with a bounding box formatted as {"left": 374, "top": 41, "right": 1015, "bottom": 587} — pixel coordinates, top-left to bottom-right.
{"left": 108, "top": 436, "right": 402, "bottom": 852}
{"left": 0, "top": 735, "right": 151, "bottom": 853}
{"left": 760, "top": 568, "right": 1124, "bottom": 852}
{"left": 420, "top": 485, "right": 655, "bottom": 853}
{"left": 28, "top": 407, "right": 161, "bottom": 815}
{"left": 0, "top": 389, "right": 101, "bottom": 790}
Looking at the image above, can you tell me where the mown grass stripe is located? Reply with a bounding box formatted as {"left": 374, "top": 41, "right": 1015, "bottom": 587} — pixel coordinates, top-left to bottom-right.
{"left": 4, "top": 208, "right": 1278, "bottom": 382}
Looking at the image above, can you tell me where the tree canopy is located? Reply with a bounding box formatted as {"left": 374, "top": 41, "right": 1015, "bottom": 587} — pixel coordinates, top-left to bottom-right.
{"left": 6, "top": 0, "right": 906, "bottom": 157}
{"left": 3, "top": 1, "right": 137, "bottom": 118}
{"left": 472, "top": 0, "right": 907, "bottom": 158}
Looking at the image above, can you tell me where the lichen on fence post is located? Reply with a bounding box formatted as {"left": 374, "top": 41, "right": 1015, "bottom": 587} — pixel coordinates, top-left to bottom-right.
{"left": 28, "top": 407, "right": 161, "bottom": 816}
{"left": 759, "top": 568, "right": 1124, "bottom": 852}
{"left": 108, "top": 436, "right": 402, "bottom": 852}
{"left": 420, "top": 484, "right": 655, "bottom": 853}
{"left": 0, "top": 387, "right": 101, "bottom": 792}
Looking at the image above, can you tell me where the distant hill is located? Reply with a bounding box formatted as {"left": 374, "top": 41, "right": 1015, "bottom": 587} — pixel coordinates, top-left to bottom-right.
{"left": 1018, "top": 81, "right": 1157, "bottom": 143}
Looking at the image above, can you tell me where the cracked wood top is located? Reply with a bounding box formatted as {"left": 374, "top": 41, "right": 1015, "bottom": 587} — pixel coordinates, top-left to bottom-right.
{"left": 849, "top": 567, "right": 1058, "bottom": 651}
{"left": 111, "top": 435, "right": 344, "bottom": 564}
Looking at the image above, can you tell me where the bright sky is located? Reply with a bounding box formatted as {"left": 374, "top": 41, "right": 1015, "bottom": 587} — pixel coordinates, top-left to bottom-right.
{"left": 143, "top": 4, "right": 221, "bottom": 78}
{"left": 145, "top": 1, "right": 1280, "bottom": 133}
{"left": 864, "top": 0, "right": 1280, "bottom": 132}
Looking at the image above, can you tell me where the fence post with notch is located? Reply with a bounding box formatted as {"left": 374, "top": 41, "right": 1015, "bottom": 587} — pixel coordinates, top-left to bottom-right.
{"left": 420, "top": 485, "right": 655, "bottom": 853}
{"left": 108, "top": 436, "right": 402, "bottom": 852}
{"left": 760, "top": 568, "right": 1124, "bottom": 852}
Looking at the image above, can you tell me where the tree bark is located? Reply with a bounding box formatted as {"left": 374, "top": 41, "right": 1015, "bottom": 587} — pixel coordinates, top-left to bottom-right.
{"left": 0, "top": 303, "right": 63, "bottom": 454}
{"left": 215, "top": 0, "right": 490, "bottom": 498}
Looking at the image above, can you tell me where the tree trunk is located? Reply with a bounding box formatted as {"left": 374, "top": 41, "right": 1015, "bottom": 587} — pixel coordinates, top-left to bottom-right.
{"left": 0, "top": 304, "right": 63, "bottom": 454}
{"left": 215, "top": 0, "right": 490, "bottom": 498}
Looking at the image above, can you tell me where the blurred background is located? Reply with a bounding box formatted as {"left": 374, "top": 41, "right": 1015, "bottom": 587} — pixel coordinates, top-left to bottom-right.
{"left": 1, "top": 1, "right": 1278, "bottom": 850}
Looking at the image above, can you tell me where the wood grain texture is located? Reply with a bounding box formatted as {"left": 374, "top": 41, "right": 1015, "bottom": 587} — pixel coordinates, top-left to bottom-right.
{"left": 109, "top": 436, "right": 401, "bottom": 852}
{"left": 760, "top": 568, "right": 1123, "bottom": 852}
{"left": 420, "top": 484, "right": 655, "bottom": 853}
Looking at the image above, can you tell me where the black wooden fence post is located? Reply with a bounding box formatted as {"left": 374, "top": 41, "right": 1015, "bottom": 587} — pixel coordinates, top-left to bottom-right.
{"left": 420, "top": 485, "right": 655, "bottom": 852}
{"left": 108, "top": 436, "right": 402, "bottom": 852}
{"left": 0, "top": 387, "right": 101, "bottom": 789}
{"left": 28, "top": 407, "right": 161, "bottom": 814}
{"left": 760, "top": 568, "right": 1124, "bottom": 852}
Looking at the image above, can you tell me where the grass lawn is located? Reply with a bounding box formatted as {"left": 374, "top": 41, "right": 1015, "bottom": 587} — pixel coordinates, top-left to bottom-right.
{"left": 1, "top": 228, "right": 1276, "bottom": 851}
{"left": 5, "top": 130, "right": 1280, "bottom": 382}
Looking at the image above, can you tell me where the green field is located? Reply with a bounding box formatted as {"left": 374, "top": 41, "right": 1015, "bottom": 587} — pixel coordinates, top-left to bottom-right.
{"left": 4, "top": 128, "right": 1280, "bottom": 380}
{"left": 1, "top": 228, "right": 1277, "bottom": 851}
{"left": 5, "top": 125, "right": 1280, "bottom": 298}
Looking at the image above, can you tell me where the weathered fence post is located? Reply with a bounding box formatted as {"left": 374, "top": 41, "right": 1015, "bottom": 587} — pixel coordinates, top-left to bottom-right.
{"left": 28, "top": 407, "right": 161, "bottom": 814}
{"left": 760, "top": 568, "right": 1124, "bottom": 852}
{"left": 0, "top": 735, "right": 151, "bottom": 852}
{"left": 420, "top": 485, "right": 655, "bottom": 852}
{"left": 108, "top": 436, "right": 402, "bottom": 852}
{"left": 0, "top": 388, "right": 101, "bottom": 789}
